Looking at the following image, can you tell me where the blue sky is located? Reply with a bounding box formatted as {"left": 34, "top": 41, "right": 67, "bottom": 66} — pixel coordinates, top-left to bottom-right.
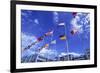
{"left": 21, "top": 10, "right": 90, "bottom": 57}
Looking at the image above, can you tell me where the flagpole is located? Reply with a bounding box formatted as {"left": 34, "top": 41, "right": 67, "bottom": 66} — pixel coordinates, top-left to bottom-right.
{"left": 53, "top": 11, "right": 58, "bottom": 61}
{"left": 35, "top": 37, "right": 45, "bottom": 62}
{"left": 64, "top": 24, "right": 69, "bottom": 61}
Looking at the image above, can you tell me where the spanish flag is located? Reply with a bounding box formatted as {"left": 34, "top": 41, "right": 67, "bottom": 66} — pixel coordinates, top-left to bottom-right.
{"left": 59, "top": 35, "right": 66, "bottom": 40}
{"left": 44, "top": 44, "right": 49, "bottom": 49}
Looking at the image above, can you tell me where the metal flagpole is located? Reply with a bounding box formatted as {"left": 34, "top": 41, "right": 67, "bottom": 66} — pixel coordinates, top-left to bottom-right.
{"left": 64, "top": 24, "right": 69, "bottom": 61}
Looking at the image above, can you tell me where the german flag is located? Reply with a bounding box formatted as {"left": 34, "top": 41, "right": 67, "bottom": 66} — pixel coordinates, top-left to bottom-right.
{"left": 59, "top": 35, "right": 66, "bottom": 40}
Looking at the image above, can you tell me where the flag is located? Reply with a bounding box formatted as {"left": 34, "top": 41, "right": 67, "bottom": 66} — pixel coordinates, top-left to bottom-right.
{"left": 72, "top": 12, "right": 77, "bottom": 15}
{"left": 70, "top": 29, "right": 78, "bottom": 35}
{"left": 44, "top": 44, "right": 49, "bottom": 49}
{"left": 38, "top": 44, "right": 49, "bottom": 52}
{"left": 59, "top": 35, "right": 66, "bottom": 40}
{"left": 45, "top": 31, "right": 53, "bottom": 36}
{"left": 58, "top": 22, "right": 65, "bottom": 26}
{"left": 72, "top": 12, "right": 77, "bottom": 17}
{"left": 37, "top": 36, "right": 43, "bottom": 42}
{"left": 51, "top": 40, "right": 56, "bottom": 44}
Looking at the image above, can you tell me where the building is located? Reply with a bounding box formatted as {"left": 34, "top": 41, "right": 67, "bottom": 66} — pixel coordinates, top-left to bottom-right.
{"left": 36, "top": 55, "right": 57, "bottom": 62}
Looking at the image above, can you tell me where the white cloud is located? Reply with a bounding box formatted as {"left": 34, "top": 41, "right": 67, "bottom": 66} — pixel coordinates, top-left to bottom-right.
{"left": 21, "top": 33, "right": 38, "bottom": 57}
{"left": 53, "top": 12, "right": 59, "bottom": 23}
{"left": 21, "top": 12, "right": 28, "bottom": 17}
{"left": 39, "top": 48, "right": 58, "bottom": 59}
{"left": 71, "top": 14, "right": 83, "bottom": 34}
{"left": 70, "top": 13, "right": 90, "bottom": 35}
{"left": 21, "top": 33, "right": 37, "bottom": 49}
{"left": 59, "top": 52, "right": 67, "bottom": 57}
{"left": 68, "top": 52, "right": 81, "bottom": 57}
{"left": 22, "top": 49, "right": 36, "bottom": 57}
{"left": 21, "top": 33, "right": 58, "bottom": 58}
{"left": 53, "top": 12, "right": 58, "bottom": 16}
{"left": 34, "top": 19, "right": 39, "bottom": 24}
{"left": 84, "top": 14, "right": 90, "bottom": 25}
{"left": 21, "top": 11, "right": 32, "bottom": 18}
{"left": 59, "top": 52, "right": 81, "bottom": 57}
